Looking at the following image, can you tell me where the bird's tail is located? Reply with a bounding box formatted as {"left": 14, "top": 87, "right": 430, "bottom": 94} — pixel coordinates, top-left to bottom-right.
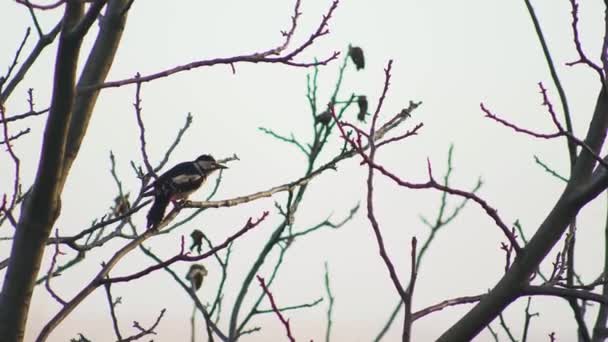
{"left": 147, "top": 194, "right": 169, "bottom": 229}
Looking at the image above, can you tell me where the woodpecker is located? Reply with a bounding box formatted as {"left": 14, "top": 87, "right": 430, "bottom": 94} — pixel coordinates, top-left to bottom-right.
{"left": 143, "top": 155, "right": 227, "bottom": 229}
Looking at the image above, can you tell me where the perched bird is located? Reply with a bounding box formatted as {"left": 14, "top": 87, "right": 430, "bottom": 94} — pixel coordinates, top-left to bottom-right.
{"left": 190, "top": 229, "right": 204, "bottom": 254}
{"left": 357, "top": 95, "right": 368, "bottom": 122}
{"left": 185, "top": 264, "right": 208, "bottom": 290}
{"left": 143, "top": 155, "right": 227, "bottom": 229}
{"left": 349, "top": 46, "right": 365, "bottom": 70}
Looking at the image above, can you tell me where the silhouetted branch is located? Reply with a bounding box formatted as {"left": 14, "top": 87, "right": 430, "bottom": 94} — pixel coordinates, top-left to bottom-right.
{"left": 15, "top": 0, "right": 66, "bottom": 10}
{"left": 1, "top": 27, "right": 30, "bottom": 90}
{"left": 523, "top": 0, "right": 576, "bottom": 166}
{"left": 257, "top": 276, "right": 296, "bottom": 342}
{"left": 412, "top": 295, "right": 484, "bottom": 321}
{"left": 103, "top": 281, "right": 123, "bottom": 341}
{"left": 79, "top": 0, "right": 341, "bottom": 92}
{"left": 565, "top": 0, "right": 605, "bottom": 82}
{"left": 45, "top": 230, "right": 67, "bottom": 305}
{"left": 104, "top": 212, "right": 269, "bottom": 284}
{"left": 534, "top": 155, "right": 568, "bottom": 182}
{"left": 324, "top": 262, "right": 334, "bottom": 342}
{"left": 120, "top": 308, "right": 166, "bottom": 342}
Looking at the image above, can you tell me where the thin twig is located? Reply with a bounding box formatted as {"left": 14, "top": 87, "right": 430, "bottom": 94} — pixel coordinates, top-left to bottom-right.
{"left": 324, "top": 262, "right": 334, "bottom": 342}
{"left": 257, "top": 276, "right": 296, "bottom": 342}
{"left": 45, "top": 230, "right": 67, "bottom": 305}
{"left": 103, "top": 281, "right": 123, "bottom": 341}
{"left": 79, "top": 0, "right": 341, "bottom": 92}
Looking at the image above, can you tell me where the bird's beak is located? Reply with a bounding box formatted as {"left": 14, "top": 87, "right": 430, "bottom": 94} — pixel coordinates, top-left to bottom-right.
{"left": 215, "top": 163, "right": 228, "bottom": 170}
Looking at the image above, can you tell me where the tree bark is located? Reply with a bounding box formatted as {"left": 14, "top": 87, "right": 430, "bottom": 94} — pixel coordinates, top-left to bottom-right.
{"left": 0, "top": 1, "right": 128, "bottom": 341}
{"left": 438, "top": 87, "right": 608, "bottom": 341}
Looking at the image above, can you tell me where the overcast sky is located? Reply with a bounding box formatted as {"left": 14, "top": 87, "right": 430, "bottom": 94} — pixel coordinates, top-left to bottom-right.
{"left": 1, "top": 0, "right": 606, "bottom": 341}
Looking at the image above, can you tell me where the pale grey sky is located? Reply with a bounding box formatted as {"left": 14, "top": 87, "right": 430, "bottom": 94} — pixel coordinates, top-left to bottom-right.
{"left": 1, "top": 0, "right": 605, "bottom": 341}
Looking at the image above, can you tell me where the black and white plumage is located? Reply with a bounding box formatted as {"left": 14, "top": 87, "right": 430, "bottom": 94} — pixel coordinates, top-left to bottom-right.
{"left": 143, "top": 155, "right": 227, "bottom": 229}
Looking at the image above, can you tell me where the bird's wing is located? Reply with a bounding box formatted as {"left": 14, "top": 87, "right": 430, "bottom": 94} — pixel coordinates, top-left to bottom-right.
{"left": 151, "top": 161, "right": 197, "bottom": 185}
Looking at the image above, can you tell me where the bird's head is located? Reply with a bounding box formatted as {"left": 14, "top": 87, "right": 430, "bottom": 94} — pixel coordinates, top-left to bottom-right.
{"left": 195, "top": 154, "right": 228, "bottom": 173}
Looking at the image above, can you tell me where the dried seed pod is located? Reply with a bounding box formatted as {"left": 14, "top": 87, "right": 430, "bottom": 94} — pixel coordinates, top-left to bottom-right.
{"left": 185, "top": 264, "right": 208, "bottom": 290}
{"left": 357, "top": 95, "right": 368, "bottom": 122}
{"left": 349, "top": 46, "right": 365, "bottom": 70}
{"left": 190, "top": 229, "right": 204, "bottom": 254}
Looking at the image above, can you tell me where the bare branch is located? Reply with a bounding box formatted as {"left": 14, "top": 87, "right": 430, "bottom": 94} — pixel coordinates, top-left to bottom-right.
{"left": 324, "top": 262, "right": 334, "bottom": 342}
{"left": 0, "top": 21, "right": 62, "bottom": 103}
{"left": 103, "top": 212, "right": 269, "bottom": 284}
{"left": 15, "top": 0, "right": 66, "bottom": 10}
{"left": 0, "top": 107, "right": 49, "bottom": 124}
{"left": 412, "top": 295, "right": 484, "bottom": 321}
{"left": 257, "top": 276, "right": 296, "bottom": 342}
{"left": 1, "top": 27, "right": 31, "bottom": 90}
{"left": 121, "top": 309, "right": 166, "bottom": 342}
{"left": 103, "top": 281, "right": 123, "bottom": 341}
{"left": 45, "top": 230, "right": 67, "bottom": 306}
{"left": 565, "top": 0, "right": 606, "bottom": 82}
{"left": 79, "top": 0, "right": 341, "bottom": 92}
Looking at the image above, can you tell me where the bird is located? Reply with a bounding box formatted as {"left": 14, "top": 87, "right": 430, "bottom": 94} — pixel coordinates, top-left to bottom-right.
{"left": 357, "top": 95, "right": 368, "bottom": 122}
{"left": 143, "top": 155, "right": 227, "bottom": 229}
{"left": 185, "top": 264, "right": 208, "bottom": 290}
{"left": 349, "top": 46, "right": 365, "bottom": 70}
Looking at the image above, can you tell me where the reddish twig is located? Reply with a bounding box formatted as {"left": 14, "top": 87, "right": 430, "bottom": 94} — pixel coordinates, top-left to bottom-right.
{"left": 538, "top": 82, "right": 564, "bottom": 131}
{"left": 38, "top": 212, "right": 267, "bottom": 341}
{"left": 370, "top": 60, "right": 394, "bottom": 132}
{"left": 480, "top": 102, "right": 561, "bottom": 139}
{"left": 375, "top": 123, "right": 424, "bottom": 149}
{"left": 565, "top": 0, "right": 605, "bottom": 81}
{"left": 256, "top": 276, "right": 296, "bottom": 342}
{"left": 329, "top": 62, "right": 520, "bottom": 252}
{"left": 103, "top": 212, "right": 269, "bottom": 284}
{"left": 15, "top": 0, "right": 67, "bottom": 10}
{"left": 361, "top": 61, "right": 409, "bottom": 304}
{"left": 500, "top": 227, "right": 519, "bottom": 272}
{"left": 79, "top": 0, "right": 340, "bottom": 92}
{"left": 275, "top": 0, "right": 339, "bottom": 63}
{"left": 0, "top": 104, "right": 21, "bottom": 214}
{"left": 483, "top": 82, "right": 608, "bottom": 170}
{"left": 46, "top": 230, "right": 67, "bottom": 305}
